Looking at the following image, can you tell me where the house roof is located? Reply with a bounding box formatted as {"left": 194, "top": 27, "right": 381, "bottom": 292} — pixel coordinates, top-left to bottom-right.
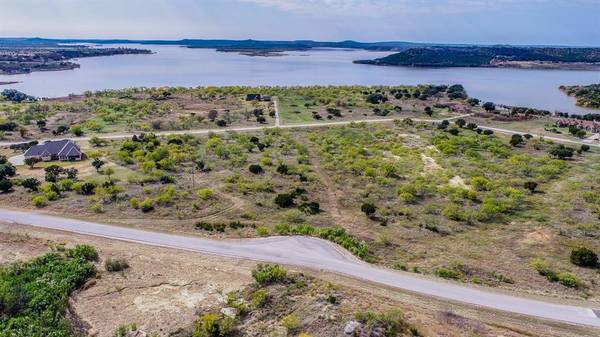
{"left": 24, "top": 140, "right": 81, "bottom": 157}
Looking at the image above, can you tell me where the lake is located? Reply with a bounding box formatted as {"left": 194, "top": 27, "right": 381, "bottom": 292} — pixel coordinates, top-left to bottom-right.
{"left": 1, "top": 44, "right": 599, "bottom": 114}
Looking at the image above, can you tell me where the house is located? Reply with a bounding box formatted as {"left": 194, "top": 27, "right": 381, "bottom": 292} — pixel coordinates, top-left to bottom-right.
{"left": 24, "top": 139, "right": 84, "bottom": 162}
{"left": 245, "top": 93, "right": 262, "bottom": 101}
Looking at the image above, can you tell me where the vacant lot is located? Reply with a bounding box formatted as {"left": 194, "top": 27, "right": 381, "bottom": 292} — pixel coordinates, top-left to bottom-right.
{"left": 1, "top": 223, "right": 595, "bottom": 337}
{"left": 2, "top": 114, "right": 599, "bottom": 302}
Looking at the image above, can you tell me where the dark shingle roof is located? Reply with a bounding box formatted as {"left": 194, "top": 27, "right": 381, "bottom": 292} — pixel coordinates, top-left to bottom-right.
{"left": 24, "top": 140, "right": 81, "bottom": 157}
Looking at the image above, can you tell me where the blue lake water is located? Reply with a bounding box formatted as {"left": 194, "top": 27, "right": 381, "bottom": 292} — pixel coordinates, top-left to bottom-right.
{"left": 1, "top": 44, "right": 599, "bottom": 114}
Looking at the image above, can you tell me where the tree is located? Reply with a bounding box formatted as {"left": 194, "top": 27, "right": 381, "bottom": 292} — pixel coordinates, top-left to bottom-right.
{"left": 1, "top": 89, "right": 36, "bottom": 102}
{"left": 455, "top": 118, "right": 466, "bottom": 128}
{"left": 0, "top": 179, "right": 13, "bottom": 193}
{"left": 0, "top": 162, "right": 16, "bottom": 179}
{"left": 361, "top": 203, "right": 376, "bottom": 217}
{"left": 509, "top": 134, "right": 524, "bottom": 147}
{"left": 523, "top": 181, "right": 538, "bottom": 193}
{"left": 570, "top": 247, "right": 598, "bottom": 267}
{"left": 482, "top": 102, "right": 496, "bottom": 112}
{"left": 581, "top": 145, "right": 590, "bottom": 152}
{"left": 366, "top": 93, "right": 387, "bottom": 104}
{"left": 80, "top": 182, "right": 97, "bottom": 195}
{"left": 248, "top": 164, "right": 263, "bottom": 174}
{"left": 44, "top": 165, "right": 63, "bottom": 182}
{"left": 549, "top": 145, "right": 574, "bottom": 160}
{"left": 36, "top": 119, "right": 47, "bottom": 131}
{"left": 0, "top": 161, "right": 17, "bottom": 179}
{"left": 70, "top": 124, "right": 84, "bottom": 136}
{"left": 207, "top": 110, "right": 218, "bottom": 121}
{"left": 92, "top": 158, "right": 105, "bottom": 172}
{"left": 424, "top": 107, "right": 433, "bottom": 116}
{"left": 24, "top": 157, "right": 41, "bottom": 169}
{"left": 274, "top": 193, "right": 295, "bottom": 208}
{"left": 21, "top": 177, "right": 40, "bottom": 192}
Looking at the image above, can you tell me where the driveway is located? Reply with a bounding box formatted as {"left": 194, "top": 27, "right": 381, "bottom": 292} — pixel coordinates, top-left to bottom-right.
{"left": 8, "top": 154, "right": 24, "bottom": 166}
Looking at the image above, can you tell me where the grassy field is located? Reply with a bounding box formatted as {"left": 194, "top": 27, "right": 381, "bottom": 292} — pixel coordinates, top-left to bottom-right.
{"left": 2, "top": 115, "right": 599, "bottom": 302}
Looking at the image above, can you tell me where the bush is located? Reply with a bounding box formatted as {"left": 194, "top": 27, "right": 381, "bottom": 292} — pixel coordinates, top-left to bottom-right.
{"left": 66, "top": 244, "right": 99, "bottom": 262}
{"left": 197, "top": 188, "right": 214, "bottom": 200}
{"left": 530, "top": 258, "right": 558, "bottom": 282}
{"left": 355, "top": 310, "right": 408, "bottom": 337}
{"left": 557, "top": 272, "right": 580, "bottom": 288}
{"left": 435, "top": 267, "right": 461, "bottom": 280}
{"left": 89, "top": 203, "right": 104, "bottom": 213}
{"left": 248, "top": 164, "right": 263, "bottom": 174}
{"left": 509, "top": 134, "right": 524, "bottom": 147}
{"left": 0, "top": 250, "right": 95, "bottom": 337}
{"left": 252, "top": 264, "right": 287, "bottom": 285}
{"left": 274, "top": 193, "right": 295, "bottom": 208}
{"left": 0, "top": 178, "right": 13, "bottom": 193}
{"left": 299, "top": 201, "right": 320, "bottom": 215}
{"left": 361, "top": 202, "right": 376, "bottom": 216}
{"left": 570, "top": 247, "right": 598, "bottom": 267}
{"left": 32, "top": 195, "right": 47, "bottom": 208}
{"left": 140, "top": 198, "right": 155, "bottom": 212}
{"left": 251, "top": 289, "right": 269, "bottom": 308}
{"left": 281, "top": 314, "right": 300, "bottom": 331}
{"left": 523, "top": 181, "right": 538, "bottom": 193}
{"left": 549, "top": 145, "right": 574, "bottom": 160}
{"left": 105, "top": 257, "right": 130, "bottom": 272}
{"left": 256, "top": 226, "right": 269, "bottom": 236}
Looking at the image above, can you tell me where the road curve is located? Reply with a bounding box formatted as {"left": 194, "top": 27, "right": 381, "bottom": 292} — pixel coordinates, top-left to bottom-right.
{"left": 0, "top": 208, "right": 599, "bottom": 328}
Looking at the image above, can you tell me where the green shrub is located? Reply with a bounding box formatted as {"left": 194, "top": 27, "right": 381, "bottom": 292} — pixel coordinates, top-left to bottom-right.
{"left": 89, "top": 203, "right": 104, "bottom": 213}
{"left": 32, "top": 195, "right": 47, "bottom": 208}
{"left": 354, "top": 310, "right": 408, "bottom": 337}
{"left": 557, "top": 272, "right": 580, "bottom": 288}
{"left": 105, "top": 257, "right": 130, "bottom": 272}
{"left": 252, "top": 264, "right": 287, "bottom": 285}
{"left": 0, "top": 250, "right": 96, "bottom": 337}
{"left": 435, "top": 267, "right": 461, "bottom": 280}
{"left": 570, "top": 247, "right": 598, "bottom": 268}
{"left": 256, "top": 226, "right": 269, "bottom": 236}
{"left": 140, "top": 198, "right": 154, "bottom": 212}
{"left": 197, "top": 188, "right": 214, "bottom": 200}
{"left": 251, "top": 289, "right": 269, "bottom": 308}
{"left": 66, "top": 244, "right": 99, "bottom": 262}
{"left": 193, "top": 313, "right": 234, "bottom": 337}
{"left": 129, "top": 197, "right": 140, "bottom": 209}
{"left": 281, "top": 314, "right": 300, "bottom": 331}
{"left": 530, "top": 258, "right": 558, "bottom": 282}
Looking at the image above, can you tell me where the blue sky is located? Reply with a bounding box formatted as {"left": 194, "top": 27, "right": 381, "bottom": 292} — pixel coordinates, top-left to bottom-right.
{"left": 1, "top": 0, "right": 599, "bottom": 46}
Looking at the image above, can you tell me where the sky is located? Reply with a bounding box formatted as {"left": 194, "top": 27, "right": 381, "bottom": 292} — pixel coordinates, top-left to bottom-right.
{"left": 1, "top": 0, "right": 599, "bottom": 46}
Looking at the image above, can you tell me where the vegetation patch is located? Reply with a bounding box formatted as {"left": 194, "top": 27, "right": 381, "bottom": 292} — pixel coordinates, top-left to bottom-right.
{"left": 0, "top": 245, "right": 97, "bottom": 336}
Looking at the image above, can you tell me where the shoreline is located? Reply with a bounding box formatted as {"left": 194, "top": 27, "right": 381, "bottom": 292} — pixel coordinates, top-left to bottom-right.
{"left": 0, "top": 81, "right": 20, "bottom": 86}
{"left": 354, "top": 60, "right": 600, "bottom": 71}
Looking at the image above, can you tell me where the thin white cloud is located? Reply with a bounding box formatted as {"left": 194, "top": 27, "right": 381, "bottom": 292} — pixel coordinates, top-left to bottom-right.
{"left": 238, "top": 0, "right": 584, "bottom": 16}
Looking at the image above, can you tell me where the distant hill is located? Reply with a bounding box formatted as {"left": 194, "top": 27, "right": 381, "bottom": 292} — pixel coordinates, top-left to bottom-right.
{"left": 354, "top": 46, "right": 600, "bottom": 68}
{"left": 0, "top": 37, "right": 428, "bottom": 52}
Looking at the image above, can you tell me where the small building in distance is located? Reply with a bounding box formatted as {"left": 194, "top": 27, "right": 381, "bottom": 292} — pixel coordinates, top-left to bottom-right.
{"left": 24, "top": 139, "right": 84, "bottom": 162}
{"left": 245, "top": 94, "right": 271, "bottom": 102}
{"left": 245, "top": 93, "right": 262, "bottom": 101}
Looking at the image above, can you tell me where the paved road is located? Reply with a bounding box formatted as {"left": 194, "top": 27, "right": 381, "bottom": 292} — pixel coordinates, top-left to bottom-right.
{"left": 0, "top": 114, "right": 471, "bottom": 148}
{"left": 0, "top": 208, "right": 599, "bottom": 328}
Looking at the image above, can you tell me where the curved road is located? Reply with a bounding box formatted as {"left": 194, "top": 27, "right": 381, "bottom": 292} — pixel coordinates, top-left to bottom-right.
{"left": 0, "top": 208, "right": 599, "bottom": 328}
